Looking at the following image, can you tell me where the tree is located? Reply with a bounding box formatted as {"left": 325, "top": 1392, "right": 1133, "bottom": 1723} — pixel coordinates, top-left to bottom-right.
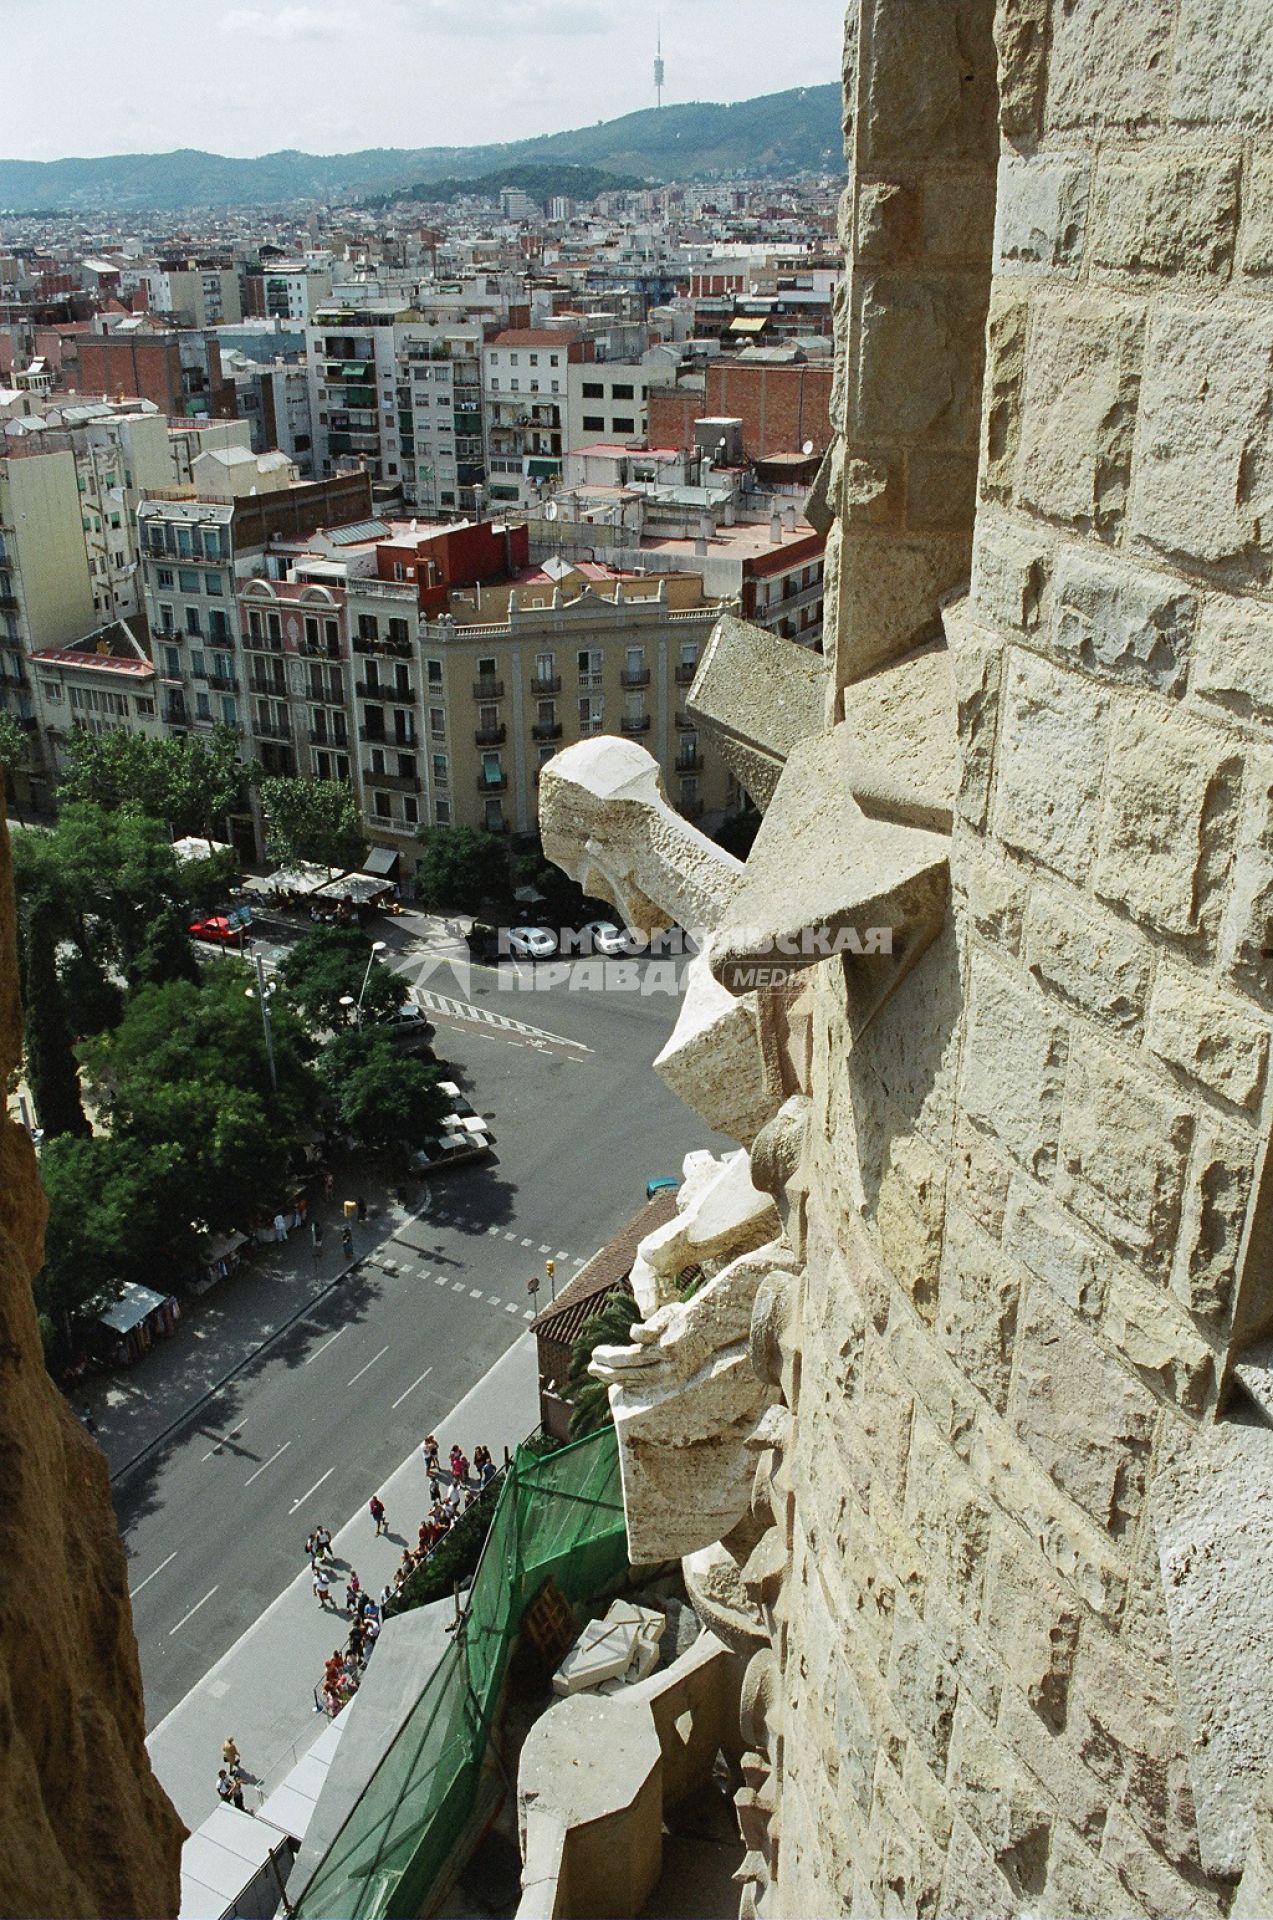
{"left": 36, "top": 1134, "right": 178, "bottom": 1360}
{"left": 58, "top": 725, "right": 254, "bottom": 840}
{"left": 277, "top": 926, "right": 406, "bottom": 1031}
{"left": 19, "top": 898, "right": 91, "bottom": 1140}
{"left": 317, "top": 1028, "right": 447, "bottom": 1159}
{"left": 415, "top": 825, "right": 511, "bottom": 916}
{"left": 259, "top": 775, "right": 364, "bottom": 873}
{"left": 566, "top": 1289, "right": 643, "bottom": 1438}
{"left": 714, "top": 802, "right": 761, "bottom": 861}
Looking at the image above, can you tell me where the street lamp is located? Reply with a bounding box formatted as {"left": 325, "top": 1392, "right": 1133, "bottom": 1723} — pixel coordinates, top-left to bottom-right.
{"left": 342, "top": 940, "right": 387, "bottom": 1030}
{"left": 245, "top": 952, "right": 278, "bottom": 1094}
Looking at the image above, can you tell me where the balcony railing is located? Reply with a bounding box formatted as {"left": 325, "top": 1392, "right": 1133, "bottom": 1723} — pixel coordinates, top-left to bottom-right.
{"left": 477, "top": 771, "right": 508, "bottom": 793}
{"left": 676, "top": 749, "right": 703, "bottom": 772}
{"left": 675, "top": 709, "right": 693, "bottom": 730}
{"left": 530, "top": 673, "right": 561, "bottom": 694}
{"left": 472, "top": 677, "right": 504, "bottom": 700}
{"left": 355, "top": 679, "right": 414, "bottom": 701}
{"left": 206, "top": 671, "right": 238, "bottom": 692}
{"left": 475, "top": 723, "right": 506, "bottom": 746}
{"left": 0, "top": 667, "right": 27, "bottom": 689}
{"left": 620, "top": 713, "right": 651, "bottom": 735}
{"left": 249, "top": 677, "right": 286, "bottom": 699}
{"left": 675, "top": 660, "right": 698, "bottom": 685}
{"left": 243, "top": 632, "right": 284, "bottom": 654}
{"left": 309, "top": 728, "right": 349, "bottom": 749}
{"left": 254, "top": 716, "right": 292, "bottom": 741}
{"left": 620, "top": 666, "right": 650, "bottom": 689}
{"left": 532, "top": 721, "right": 562, "bottom": 741}
{"left": 353, "top": 631, "right": 412, "bottom": 658}
{"left": 363, "top": 766, "right": 421, "bottom": 792}
{"left": 0, "top": 592, "right": 18, "bottom": 612}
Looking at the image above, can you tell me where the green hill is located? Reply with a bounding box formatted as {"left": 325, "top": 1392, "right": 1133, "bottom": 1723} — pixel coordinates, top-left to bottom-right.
{"left": 0, "top": 85, "right": 843, "bottom": 214}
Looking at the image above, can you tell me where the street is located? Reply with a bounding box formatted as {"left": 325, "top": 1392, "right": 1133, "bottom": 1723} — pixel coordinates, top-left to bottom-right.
{"left": 115, "top": 923, "right": 728, "bottom": 1731}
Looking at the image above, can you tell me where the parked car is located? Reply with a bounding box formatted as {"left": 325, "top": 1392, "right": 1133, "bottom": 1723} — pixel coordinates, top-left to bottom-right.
{"left": 189, "top": 913, "right": 249, "bottom": 947}
{"left": 507, "top": 925, "right": 557, "bottom": 960}
{"left": 411, "top": 1121, "right": 495, "bottom": 1174}
{"left": 378, "top": 998, "right": 435, "bottom": 1047}
{"left": 579, "top": 919, "right": 630, "bottom": 956}
{"left": 436, "top": 1079, "right": 476, "bottom": 1118}
{"left": 465, "top": 922, "right": 501, "bottom": 963}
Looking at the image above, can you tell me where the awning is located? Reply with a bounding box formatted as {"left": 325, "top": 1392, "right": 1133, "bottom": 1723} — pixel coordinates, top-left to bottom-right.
{"left": 98, "top": 1280, "right": 172, "bottom": 1335}
{"left": 340, "top": 362, "right": 369, "bottom": 377}
{"left": 728, "top": 315, "right": 769, "bottom": 334}
{"left": 526, "top": 457, "right": 559, "bottom": 478}
{"left": 361, "top": 846, "right": 400, "bottom": 879}
{"left": 311, "top": 872, "right": 392, "bottom": 905}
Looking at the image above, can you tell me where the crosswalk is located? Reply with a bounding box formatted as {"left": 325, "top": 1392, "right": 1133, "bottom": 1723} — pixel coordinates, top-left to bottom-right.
{"left": 413, "top": 989, "right": 591, "bottom": 1053}
{"left": 362, "top": 1208, "right": 587, "bottom": 1324}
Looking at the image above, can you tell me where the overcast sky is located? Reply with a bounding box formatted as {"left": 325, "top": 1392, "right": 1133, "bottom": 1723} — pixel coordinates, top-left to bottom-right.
{"left": 4, "top": 0, "right": 845, "bottom": 161}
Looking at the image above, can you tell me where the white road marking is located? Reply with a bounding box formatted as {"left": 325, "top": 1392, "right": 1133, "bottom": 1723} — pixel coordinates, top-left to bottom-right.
{"left": 521, "top": 1237, "right": 533, "bottom": 1248}
{"left": 391, "top": 1367, "right": 433, "bottom": 1410}
{"left": 504, "top": 1231, "right": 517, "bottom": 1241}
{"left": 245, "top": 1441, "right": 291, "bottom": 1486}
{"left": 523, "top": 1309, "right": 535, "bottom": 1320}
{"left": 304, "top": 1329, "right": 345, "bottom": 1365}
{"left": 129, "top": 1550, "right": 177, "bottom": 1599}
{"left": 505, "top": 1302, "right": 518, "bottom": 1313}
{"left": 434, "top": 1274, "right": 447, "bottom": 1286}
{"left": 289, "top": 1467, "right": 335, "bottom": 1514}
{"left": 469, "top": 1287, "right": 484, "bottom": 1299}
{"left": 556, "top": 1251, "right": 569, "bottom": 1261}
{"left": 487, "top": 1294, "right": 502, "bottom": 1306}
{"left": 170, "top": 1586, "right": 218, "bottom": 1634}
{"left": 487, "top": 1225, "right": 501, "bottom": 1237}
{"left": 452, "top": 1280, "right": 466, "bottom": 1291}
{"left": 347, "top": 1345, "right": 390, "bottom": 1387}
{"left": 414, "top": 989, "right": 591, "bottom": 1052}
{"left": 538, "top": 1244, "right": 551, "bottom": 1254}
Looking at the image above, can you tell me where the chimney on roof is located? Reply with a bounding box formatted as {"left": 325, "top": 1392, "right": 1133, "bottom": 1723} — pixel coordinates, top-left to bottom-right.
{"left": 769, "top": 509, "right": 782, "bottom": 544}
{"left": 784, "top": 505, "right": 797, "bottom": 532}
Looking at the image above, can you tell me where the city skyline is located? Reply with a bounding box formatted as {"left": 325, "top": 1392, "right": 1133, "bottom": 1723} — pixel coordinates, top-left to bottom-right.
{"left": 1, "top": 0, "right": 844, "bottom": 163}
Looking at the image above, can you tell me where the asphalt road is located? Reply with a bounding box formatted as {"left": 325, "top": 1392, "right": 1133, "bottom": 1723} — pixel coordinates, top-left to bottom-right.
{"left": 117, "top": 939, "right": 727, "bottom": 1729}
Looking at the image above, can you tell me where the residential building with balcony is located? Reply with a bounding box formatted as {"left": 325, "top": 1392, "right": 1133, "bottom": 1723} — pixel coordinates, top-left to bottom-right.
{"left": 28, "top": 619, "right": 162, "bottom": 777}
{"left": 482, "top": 328, "right": 590, "bottom": 511}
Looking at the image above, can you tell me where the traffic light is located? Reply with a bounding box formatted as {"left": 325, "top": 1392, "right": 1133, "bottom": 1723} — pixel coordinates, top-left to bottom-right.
{"left": 545, "top": 1259, "right": 556, "bottom": 1283}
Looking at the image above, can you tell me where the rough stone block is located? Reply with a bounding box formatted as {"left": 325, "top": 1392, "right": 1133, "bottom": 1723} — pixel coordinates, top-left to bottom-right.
{"left": 1046, "top": 0, "right": 1173, "bottom": 131}
{"left": 969, "top": 513, "right": 1048, "bottom": 633}
{"left": 994, "top": 154, "right": 1089, "bottom": 274}
{"left": 940, "top": 1815, "right": 1019, "bottom": 1919}
{"left": 1067, "top": 1626, "right": 1197, "bottom": 1873}
{"left": 1220, "top": 758, "right": 1273, "bottom": 1007}
{"left": 1024, "top": 883, "right": 1154, "bottom": 1033}
{"left": 1094, "top": 705, "right": 1241, "bottom": 944}
{"left": 905, "top": 451, "right": 980, "bottom": 531}
{"left": 949, "top": 614, "right": 1001, "bottom": 831}
{"left": 984, "top": 1524, "right": 1082, "bottom": 1731}
{"left": 1057, "top": 1035, "right": 1195, "bottom": 1274}
{"left": 946, "top": 1692, "right": 1052, "bottom": 1889}
{"left": 969, "top": 1416, "right": 1128, "bottom": 1620}
{"left": 1103, "top": 1264, "right": 1217, "bottom": 1415}
{"left": 919, "top": 172, "right": 997, "bottom": 267}
{"left": 1089, "top": 153, "right": 1240, "bottom": 281}
{"left": 885, "top": 1306, "right": 980, "bottom": 1461}
{"left": 1002, "top": 1177, "right": 1109, "bottom": 1320}
{"left": 868, "top": 1753, "right": 946, "bottom": 1920}
{"left": 860, "top": 0, "right": 1000, "bottom": 164}
{"left": 950, "top": 1118, "right": 1013, "bottom": 1238}
{"left": 959, "top": 951, "right": 1068, "bottom": 1176}
{"left": 887, "top": 1598, "right": 959, "bottom": 1771}
{"left": 875, "top": 1131, "right": 946, "bottom": 1325}
{"left": 1016, "top": 297, "right": 1145, "bottom": 535}
{"left": 1193, "top": 596, "right": 1273, "bottom": 724}
{"left": 906, "top": 1408, "right": 993, "bottom": 1612}
{"left": 853, "top": 272, "right": 987, "bottom": 445}
{"left": 1169, "top": 0, "right": 1273, "bottom": 126}
{"left": 1012, "top": 1287, "right": 1158, "bottom": 1535}
{"left": 992, "top": 0, "right": 1049, "bottom": 143}
{"left": 1051, "top": 545, "right": 1197, "bottom": 695}
{"left": 1101, "top": 1803, "right": 1226, "bottom": 1920}
{"left": 1131, "top": 306, "right": 1273, "bottom": 582}
{"left": 993, "top": 1679, "right": 1111, "bottom": 1843}
{"left": 1239, "top": 148, "right": 1273, "bottom": 276}
{"left": 937, "top": 1210, "right": 1020, "bottom": 1413}
{"left": 993, "top": 651, "right": 1110, "bottom": 884}
{"left": 850, "top": 1346, "right": 915, "bottom": 1511}
{"left": 954, "top": 837, "right": 1027, "bottom": 952}
{"left": 979, "top": 289, "right": 1028, "bottom": 503}
{"left": 855, "top": 178, "right": 916, "bottom": 263}
{"left": 1044, "top": 1819, "right": 1153, "bottom": 1919}
{"left": 1147, "top": 962, "right": 1269, "bottom": 1110}
{"left": 1172, "top": 1118, "right": 1255, "bottom": 1324}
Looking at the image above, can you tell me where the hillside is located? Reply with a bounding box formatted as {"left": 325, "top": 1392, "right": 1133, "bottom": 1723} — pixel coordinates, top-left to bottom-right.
{"left": 0, "top": 84, "right": 843, "bottom": 214}
{"left": 367, "top": 162, "right": 650, "bottom": 209}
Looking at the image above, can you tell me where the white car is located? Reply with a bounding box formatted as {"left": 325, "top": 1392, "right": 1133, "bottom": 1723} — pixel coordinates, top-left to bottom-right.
{"left": 437, "top": 1079, "right": 475, "bottom": 1118}
{"left": 579, "top": 919, "right": 630, "bottom": 956}
{"left": 507, "top": 925, "right": 557, "bottom": 960}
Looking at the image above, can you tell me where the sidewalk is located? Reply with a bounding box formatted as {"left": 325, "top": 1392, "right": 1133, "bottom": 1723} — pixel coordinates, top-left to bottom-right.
{"left": 146, "top": 1332, "right": 542, "bottom": 1832}
{"left": 87, "top": 1164, "right": 417, "bottom": 1479}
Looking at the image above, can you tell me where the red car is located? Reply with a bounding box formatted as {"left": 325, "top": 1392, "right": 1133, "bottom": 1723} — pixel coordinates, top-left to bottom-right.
{"left": 188, "top": 913, "right": 250, "bottom": 946}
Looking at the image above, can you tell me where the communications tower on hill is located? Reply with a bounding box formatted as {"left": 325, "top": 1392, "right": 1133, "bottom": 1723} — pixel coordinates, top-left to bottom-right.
{"left": 654, "top": 26, "right": 665, "bottom": 109}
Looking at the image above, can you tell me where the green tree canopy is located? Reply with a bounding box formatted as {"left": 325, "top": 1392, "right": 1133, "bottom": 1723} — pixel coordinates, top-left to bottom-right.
{"left": 414, "top": 825, "right": 511, "bottom": 916}
{"left": 19, "top": 896, "right": 91, "bottom": 1140}
{"left": 37, "top": 1134, "right": 179, "bottom": 1357}
{"left": 0, "top": 712, "right": 26, "bottom": 775}
{"left": 277, "top": 926, "right": 406, "bottom": 1031}
{"left": 566, "top": 1289, "right": 643, "bottom": 1438}
{"left": 57, "top": 725, "right": 254, "bottom": 839}
{"left": 316, "top": 1028, "right": 447, "bottom": 1160}
{"left": 259, "top": 776, "right": 365, "bottom": 874}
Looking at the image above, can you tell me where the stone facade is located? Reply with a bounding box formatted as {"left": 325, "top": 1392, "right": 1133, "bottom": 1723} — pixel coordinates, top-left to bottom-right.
{"left": 538, "top": 2, "right": 1273, "bottom": 1915}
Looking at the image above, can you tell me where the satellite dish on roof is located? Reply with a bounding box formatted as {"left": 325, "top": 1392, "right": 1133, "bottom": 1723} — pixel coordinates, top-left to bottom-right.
{"left": 802, "top": 439, "right": 814, "bottom": 456}
{"left": 544, "top": 501, "right": 558, "bottom": 521}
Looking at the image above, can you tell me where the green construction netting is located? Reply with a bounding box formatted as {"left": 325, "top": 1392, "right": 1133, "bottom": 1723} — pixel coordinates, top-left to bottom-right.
{"left": 294, "top": 1426, "right": 628, "bottom": 1920}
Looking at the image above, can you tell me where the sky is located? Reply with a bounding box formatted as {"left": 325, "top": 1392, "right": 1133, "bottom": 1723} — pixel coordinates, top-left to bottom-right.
{"left": 3, "top": 0, "right": 846, "bottom": 161}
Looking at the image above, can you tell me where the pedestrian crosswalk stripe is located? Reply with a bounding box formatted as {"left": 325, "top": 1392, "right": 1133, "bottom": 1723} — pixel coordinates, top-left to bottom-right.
{"left": 522, "top": 1309, "right": 535, "bottom": 1320}
{"left": 469, "top": 1287, "right": 484, "bottom": 1299}
{"left": 434, "top": 1274, "right": 447, "bottom": 1285}
{"left": 504, "top": 1301, "right": 518, "bottom": 1313}
{"left": 413, "top": 989, "right": 592, "bottom": 1053}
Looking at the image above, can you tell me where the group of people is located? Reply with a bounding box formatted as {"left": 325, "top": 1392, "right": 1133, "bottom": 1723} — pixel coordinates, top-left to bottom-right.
{"left": 215, "top": 1736, "right": 248, "bottom": 1812}
{"left": 381, "top": 1436, "right": 499, "bottom": 1599}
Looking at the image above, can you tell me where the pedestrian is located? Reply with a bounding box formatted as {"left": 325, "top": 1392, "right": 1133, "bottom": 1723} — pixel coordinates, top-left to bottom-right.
{"left": 273, "top": 1211, "right": 288, "bottom": 1244}
{"left": 313, "top": 1565, "right": 334, "bottom": 1610}
{"left": 356, "top": 1195, "right": 367, "bottom": 1223}
{"left": 363, "top": 1616, "right": 380, "bottom": 1659}
{"left": 315, "top": 1524, "right": 332, "bottom": 1556}
{"left": 379, "top": 1583, "right": 394, "bottom": 1612}
{"left": 323, "top": 1168, "right": 334, "bottom": 1201}
{"left": 305, "top": 1531, "right": 318, "bottom": 1564}
{"left": 428, "top": 1474, "right": 441, "bottom": 1504}
{"left": 423, "top": 1434, "right": 439, "bottom": 1474}
{"left": 341, "top": 1223, "right": 353, "bottom": 1257}
{"left": 345, "top": 1569, "right": 361, "bottom": 1611}
{"left": 312, "top": 1217, "right": 324, "bottom": 1251}
{"left": 369, "top": 1494, "right": 387, "bottom": 1535}
{"left": 216, "top": 1768, "right": 235, "bottom": 1806}
{"left": 222, "top": 1736, "right": 241, "bottom": 1775}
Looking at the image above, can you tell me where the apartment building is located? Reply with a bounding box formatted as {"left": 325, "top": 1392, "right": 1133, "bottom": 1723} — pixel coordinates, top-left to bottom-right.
{"left": 243, "top": 261, "right": 332, "bottom": 323}
{"left": 482, "top": 328, "right": 589, "bottom": 511}
{"left": 28, "top": 620, "right": 162, "bottom": 779}
{"left": 145, "top": 260, "right": 243, "bottom": 329}
{"left": 233, "top": 515, "right": 733, "bottom": 876}
{"left": 78, "top": 322, "right": 235, "bottom": 419}
{"left": 305, "top": 304, "right": 485, "bottom": 516}
{"left": 565, "top": 361, "right": 650, "bottom": 449}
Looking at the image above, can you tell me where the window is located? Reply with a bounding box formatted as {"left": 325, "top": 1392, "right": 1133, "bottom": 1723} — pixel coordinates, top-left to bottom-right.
{"left": 511, "top": 379, "right": 519, "bottom": 393}
{"left": 550, "top": 354, "right": 559, "bottom": 368}
{"left": 480, "top": 751, "right": 503, "bottom": 788}
{"left": 221, "top": 697, "right": 237, "bottom": 727}
{"left": 157, "top": 568, "right": 174, "bottom": 589}
{"left": 373, "top": 791, "right": 391, "bottom": 820}
{"left": 209, "top": 609, "right": 230, "bottom": 644}
{"left": 164, "top": 646, "right": 180, "bottom": 676}
{"left": 530, "top": 353, "right": 539, "bottom": 367}
{"left": 551, "top": 381, "right": 559, "bottom": 395}
{"left": 195, "top": 691, "right": 211, "bottom": 720}
{"left": 577, "top": 647, "right": 602, "bottom": 685}
{"left": 611, "top": 383, "right": 634, "bottom": 400}
{"left": 192, "top": 649, "right": 206, "bottom": 677}
{"left": 612, "top": 417, "right": 635, "bottom": 435}
{"left": 478, "top": 656, "right": 496, "bottom": 678}
{"left": 206, "top": 572, "right": 223, "bottom": 596}
{"left": 403, "top": 794, "right": 419, "bottom": 826}
{"left": 483, "top": 799, "right": 505, "bottom": 832}
{"left": 582, "top": 381, "right": 603, "bottom": 398}
{"left": 510, "top": 353, "right": 519, "bottom": 365}
{"left": 537, "top": 699, "right": 556, "bottom": 729}
{"left": 435, "top": 799, "right": 451, "bottom": 825}
{"left": 579, "top": 695, "right": 602, "bottom": 734}
{"left": 490, "top": 377, "right": 499, "bottom": 393}
{"left": 429, "top": 706, "right": 445, "bottom": 738}
{"left": 185, "top": 606, "right": 201, "bottom": 636}
{"left": 582, "top": 416, "right": 605, "bottom": 432}
{"left": 158, "top": 603, "right": 174, "bottom": 633}
{"left": 179, "top": 569, "right": 201, "bottom": 594}
{"left": 427, "top": 659, "right": 442, "bottom": 685}
{"left": 432, "top": 752, "right": 449, "bottom": 787}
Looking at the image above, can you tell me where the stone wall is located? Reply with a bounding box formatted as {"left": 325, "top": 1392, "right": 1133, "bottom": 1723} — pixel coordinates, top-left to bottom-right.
{"left": 0, "top": 798, "right": 184, "bottom": 1918}
{"left": 539, "top": 2, "right": 1273, "bottom": 1916}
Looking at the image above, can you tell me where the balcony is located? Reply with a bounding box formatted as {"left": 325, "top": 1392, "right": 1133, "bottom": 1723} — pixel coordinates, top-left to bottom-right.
{"left": 675, "top": 660, "right": 698, "bottom": 685}
{"left": 207, "top": 670, "right": 238, "bottom": 692}
{"left": 163, "top": 703, "right": 187, "bottom": 727}
{"left": 532, "top": 721, "right": 562, "bottom": 741}
{"left": 363, "top": 765, "right": 421, "bottom": 793}
{"left": 249, "top": 676, "right": 286, "bottom": 699}
{"left": 0, "top": 667, "right": 27, "bottom": 689}
{"left": 472, "top": 677, "right": 504, "bottom": 700}
{"left": 530, "top": 673, "right": 561, "bottom": 695}
{"left": 620, "top": 666, "right": 650, "bottom": 689}
{"left": 309, "top": 727, "right": 349, "bottom": 749}
{"left": 477, "top": 771, "right": 508, "bottom": 793}
{"left": 0, "top": 592, "right": 18, "bottom": 612}
{"left": 243, "top": 631, "right": 284, "bottom": 654}
{"left": 621, "top": 713, "right": 651, "bottom": 736}
{"left": 475, "top": 723, "right": 506, "bottom": 746}
{"left": 675, "top": 710, "right": 693, "bottom": 731}
{"left": 355, "top": 678, "right": 414, "bottom": 702}
{"left": 254, "top": 716, "right": 292, "bottom": 741}
{"left": 676, "top": 748, "right": 703, "bottom": 772}
{"left": 353, "top": 631, "right": 412, "bottom": 659}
